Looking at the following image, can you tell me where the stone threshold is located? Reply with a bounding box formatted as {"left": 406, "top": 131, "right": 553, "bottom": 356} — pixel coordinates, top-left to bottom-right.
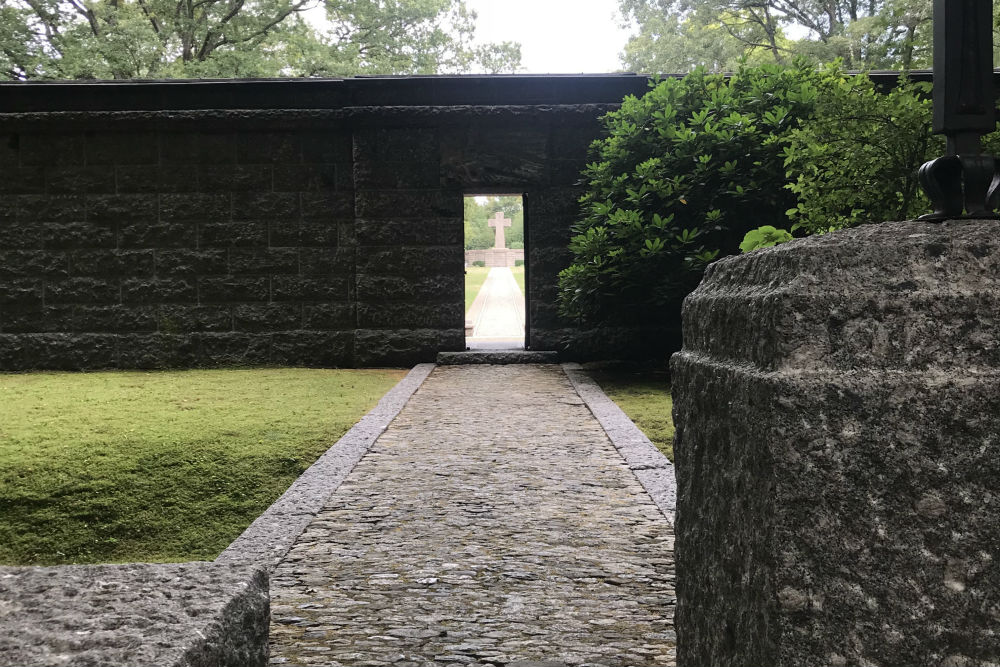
{"left": 436, "top": 350, "right": 559, "bottom": 364}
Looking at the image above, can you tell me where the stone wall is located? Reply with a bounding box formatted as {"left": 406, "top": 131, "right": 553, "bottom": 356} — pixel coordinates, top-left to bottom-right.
{"left": 464, "top": 248, "right": 525, "bottom": 267}
{"left": 670, "top": 219, "right": 1000, "bottom": 666}
{"left": 0, "top": 75, "right": 650, "bottom": 368}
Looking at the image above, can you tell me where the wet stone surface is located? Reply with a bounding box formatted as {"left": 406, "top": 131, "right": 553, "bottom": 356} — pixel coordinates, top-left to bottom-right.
{"left": 269, "top": 364, "right": 676, "bottom": 667}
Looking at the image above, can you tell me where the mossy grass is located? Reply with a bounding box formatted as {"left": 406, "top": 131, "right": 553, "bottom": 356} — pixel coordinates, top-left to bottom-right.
{"left": 0, "top": 367, "right": 405, "bottom": 566}
{"left": 586, "top": 366, "right": 674, "bottom": 460}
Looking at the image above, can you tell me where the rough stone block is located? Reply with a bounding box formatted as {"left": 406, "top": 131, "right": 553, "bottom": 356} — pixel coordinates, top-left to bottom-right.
{"left": 440, "top": 126, "right": 548, "bottom": 187}
{"left": 301, "top": 192, "right": 354, "bottom": 219}
{"left": 156, "top": 305, "right": 232, "bottom": 333}
{"left": 88, "top": 194, "right": 159, "bottom": 222}
{"left": 353, "top": 159, "right": 440, "bottom": 189}
{"left": 299, "top": 220, "right": 343, "bottom": 247}
{"left": 44, "top": 221, "right": 116, "bottom": 249}
{"left": 198, "top": 276, "right": 269, "bottom": 303}
{"left": 299, "top": 248, "right": 353, "bottom": 275}
{"left": 200, "top": 165, "right": 273, "bottom": 192}
{"left": 0, "top": 280, "right": 44, "bottom": 306}
{"left": 355, "top": 273, "right": 461, "bottom": 303}
{"left": 0, "top": 167, "right": 45, "bottom": 194}
{"left": 118, "top": 333, "right": 199, "bottom": 367}
{"left": 161, "top": 132, "right": 236, "bottom": 165}
{"left": 272, "top": 275, "right": 350, "bottom": 302}
{"left": 155, "top": 249, "right": 229, "bottom": 276}
{"left": 355, "top": 246, "right": 461, "bottom": 276}
{"left": 270, "top": 331, "right": 353, "bottom": 366}
{"left": 74, "top": 304, "right": 158, "bottom": 333}
{"left": 122, "top": 278, "right": 197, "bottom": 304}
{"left": 116, "top": 166, "right": 201, "bottom": 193}
{"left": 0, "top": 132, "right": 17, "bottom": 165}
{"left": 18, "top": 333, "right": 117, "bottom": 369}
{"left": 302, "top": 303, "right": 355, "bottom": 330}
{"left": 273, "top": 164, "right": 337, "bottom": 192}
{"left": 200, "top": 221, "right": 268, "bottom": 248}
{"left": 356, "top": 301, "right": 463, "bottom": 328}
{"left": 160, "top": 193, "right": 231, "bottom": 222}
{"left": 0, "top": 305, "right": 73, "bottom": 333}
{"left": 120, "top": 221, "right": 197, "bottom": 248}
{"left": 70, "top": 248, "right": 156, "bottom": 279}
{"left": 237, "top": 131, "right": 300, "bottom": 164}
{"left": 0, "top": 562, "right": 269, "bottom": 667}
{"left": 229, "top": 248, "right": 299, "bottom": 275}
{"left": 355, "top": 217, "right": 462, "bottom": 246}
{"left": 0, "top": 222, "right": 43, "bottom": 250}
{"left": 18, "top": 194, "right": 86, "bottom": 222}
{"left": 85, "top": 132, "right": 158, "bottom": 165}
{"left": 233, "top": 303, "right": 302, "bottom": 331}
{"left": 19, "top": 133, "right": 85, "bottom": 165}
{"left": 301, "top": 131, "right": 353, "bottom": 164}
{"left": 196, "top": 332, "right": 271, "bottom": 365}
{"left": 232, "top": 192, "right": 298, "bottom": 221}
{"left": 0, "top": 251, "right": 69, "bottom": 279}
{"left": 670, "top": 219, "right": 1000, "bottom": 667}
{"left": 355, "top": 190, "right": 461, "bottom": 219}
{"left": 354, "top": 328, "right": 462, "bottom": 366}
{"left": 45, "top": 277, "right": 119, "bottom": 305}
{"left": 46, "top": 166, "right": 116, "bottom": 194}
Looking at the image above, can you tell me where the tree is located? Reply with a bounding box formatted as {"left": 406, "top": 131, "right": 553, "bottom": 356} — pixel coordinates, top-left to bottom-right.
{"left": 618, "top": 0, "right": 938, "bottom": 72}
{"left": 0, "top": 0, "right": 521, "bottom": 79}
{"left": 464, "top": 196, "right": 523, "bottom": 250}
{"left": 557, "top": 61, "right": 831, "bottom": 325}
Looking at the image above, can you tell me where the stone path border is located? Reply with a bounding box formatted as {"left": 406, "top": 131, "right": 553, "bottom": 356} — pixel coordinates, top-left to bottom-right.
{"left": 217, "top": 363, "right": 436, "bottom": 569}
{"left": 562, "top": 362, "right": 677, "bottom": 526}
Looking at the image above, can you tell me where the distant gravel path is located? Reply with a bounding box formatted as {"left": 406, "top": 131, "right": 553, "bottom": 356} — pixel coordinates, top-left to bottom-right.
{"left": 268, "top": 364, "right": 676, "bottom": 667}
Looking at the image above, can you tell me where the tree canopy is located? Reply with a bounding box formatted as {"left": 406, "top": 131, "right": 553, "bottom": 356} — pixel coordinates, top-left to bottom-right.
{"left": 0, "top": 0, "right": 521, "bottom": 79}
{"left": 617, "top": 0, "right": 976, "bottom": 72}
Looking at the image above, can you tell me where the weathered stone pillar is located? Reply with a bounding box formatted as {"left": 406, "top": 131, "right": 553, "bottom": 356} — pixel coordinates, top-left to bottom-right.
{"left": 670, "top": 219, "right": 1000, "bottom": 666}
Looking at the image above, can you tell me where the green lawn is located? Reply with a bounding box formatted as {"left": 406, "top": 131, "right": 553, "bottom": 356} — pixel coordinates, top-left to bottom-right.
{"left": 587, "top": 368, "right": 674, "bottom": 460}
{"left": 465, "top": 266, "right": 490, "bottom": 311}
{"left": 465, "top": 265, "right": 525, "bottom": 313}
{"left": 0, "top": 368, "right": 405, "bottom": 566}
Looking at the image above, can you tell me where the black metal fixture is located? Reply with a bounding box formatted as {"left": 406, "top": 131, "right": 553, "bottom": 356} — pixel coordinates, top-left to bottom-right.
{"left": 918, "top": 0, "right": 1000, "bottom": 220}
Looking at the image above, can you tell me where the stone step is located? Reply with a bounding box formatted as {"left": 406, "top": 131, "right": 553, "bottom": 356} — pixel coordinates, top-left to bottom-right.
{"left": 436, "top": 350, "right": 559, "bottom": 365}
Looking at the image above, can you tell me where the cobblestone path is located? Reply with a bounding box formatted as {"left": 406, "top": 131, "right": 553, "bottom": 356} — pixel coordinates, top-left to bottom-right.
{"left": 269, "top": 364, "right": 676, "bottom": 667}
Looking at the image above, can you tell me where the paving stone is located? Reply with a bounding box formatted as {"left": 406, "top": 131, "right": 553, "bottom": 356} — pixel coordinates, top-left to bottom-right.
{"left": 269, "top": 364, "right": 676, "bottom": 667}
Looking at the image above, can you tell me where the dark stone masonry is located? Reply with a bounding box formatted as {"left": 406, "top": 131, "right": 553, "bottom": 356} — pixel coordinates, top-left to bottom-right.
{"left": 0, "top": 75, "right": 649, "bottom": 369}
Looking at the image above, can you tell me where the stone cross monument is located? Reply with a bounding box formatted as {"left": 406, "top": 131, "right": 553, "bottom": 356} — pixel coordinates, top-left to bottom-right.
{"left": 488, "top": 211, "right": 512, "bottom": 249}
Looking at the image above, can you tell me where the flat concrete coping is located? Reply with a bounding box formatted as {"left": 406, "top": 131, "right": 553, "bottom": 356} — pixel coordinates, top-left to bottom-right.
{"left": 0, "top": 561, "right": 270, "bottom": 667}
{"left": 562, "top": 363, "right": 677, "bottom": 525}
{"left": 438, "top": 350, "right": 559, "bottom": 365}
{"left": 217, "top": 363, "right": 436, "bottom": 568}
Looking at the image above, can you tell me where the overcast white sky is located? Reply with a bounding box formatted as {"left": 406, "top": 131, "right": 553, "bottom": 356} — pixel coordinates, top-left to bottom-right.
{"left": 464, "top": 0, "right": 633, "bottom": 74}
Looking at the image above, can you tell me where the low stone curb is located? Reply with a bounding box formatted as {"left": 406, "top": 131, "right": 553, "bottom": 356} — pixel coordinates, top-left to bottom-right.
{"left": 217, "top": 363, "right": 436, "bottom": 569}
{"left": 562, "top": 362, "right": 677, "bottom": 525}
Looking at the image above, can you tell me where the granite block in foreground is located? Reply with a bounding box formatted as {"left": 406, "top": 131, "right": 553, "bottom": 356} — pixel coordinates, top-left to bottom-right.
{"left": 670, "top": 219, "right": 1000, "bottom": 667}
{"left": 0, "top": 562, "right": 269, "bottom": 667}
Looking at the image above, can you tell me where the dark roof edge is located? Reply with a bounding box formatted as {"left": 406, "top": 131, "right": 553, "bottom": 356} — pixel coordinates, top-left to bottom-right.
{"left": 0, "top": 70, "right": 977, "bottom": 113}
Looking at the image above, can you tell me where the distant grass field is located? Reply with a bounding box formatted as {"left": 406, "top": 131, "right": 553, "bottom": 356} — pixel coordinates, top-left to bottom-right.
{"left": 587, "top": 369, "right": 674, "bottom": 460}
{"left": 0, "top": 368, "right": 405, "bottom": 566}
{"left": 465, "top": 266, "right": 490, "bottom": 311}
{"left": 465, "top": 265, "right": 525, "bottom": 313}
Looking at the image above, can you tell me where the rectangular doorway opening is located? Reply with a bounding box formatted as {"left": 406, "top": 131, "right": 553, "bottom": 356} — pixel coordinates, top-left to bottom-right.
{"left": 463, "top": 194, "right": 526, "bottom": 350}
